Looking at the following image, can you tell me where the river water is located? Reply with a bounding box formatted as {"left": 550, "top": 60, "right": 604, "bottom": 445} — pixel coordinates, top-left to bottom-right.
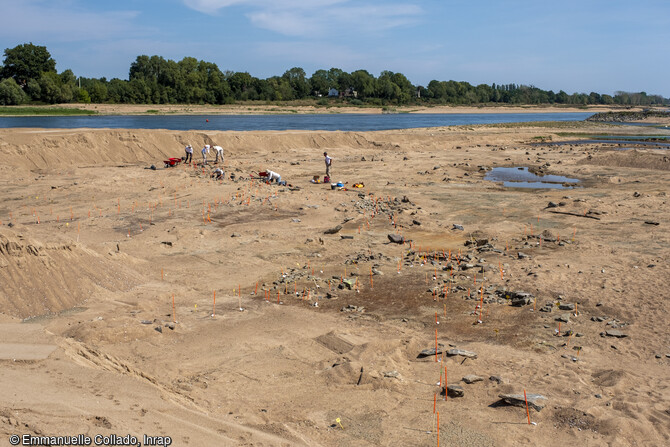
{"left": 0, "top": 112, "right": 593, "bottom": 132}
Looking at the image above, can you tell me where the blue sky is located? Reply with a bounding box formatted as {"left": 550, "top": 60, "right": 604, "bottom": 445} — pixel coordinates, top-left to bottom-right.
{"left": 1, "top": 0, "right": 668, "bottom": 96}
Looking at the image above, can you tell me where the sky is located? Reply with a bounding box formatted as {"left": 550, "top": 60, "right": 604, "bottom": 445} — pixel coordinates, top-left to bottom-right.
{"left": 0, "top": 0, "right": 668, "bottom": 97}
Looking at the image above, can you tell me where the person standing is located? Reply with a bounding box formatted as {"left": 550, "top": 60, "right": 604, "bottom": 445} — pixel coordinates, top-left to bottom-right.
{"left": 202, "top": 144, "right": 210, "bottom": 165}
{"left": 213, "top": 145, "right": 224, "bottom": 164}
{"left": 184, "top": 144, "right": 193, "bottom": 163}
{"left": 324, "top": 152, "right": 332, "bottom": 178}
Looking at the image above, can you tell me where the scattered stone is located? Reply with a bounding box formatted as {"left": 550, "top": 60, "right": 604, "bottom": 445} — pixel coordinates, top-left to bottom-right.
{"left": 231, "top": 233, "right": 241, "bottom": 238}
{"left": 154, "top": 326, "right": 162, "bottom": 333}
{"left": 644, "top": 221, "right": 660, "bottom": 226}
{"left": 412, "top": 219, "right": 422, "bottom": 226}
{"left": 655, "top": 354, "right": 662, "bottom": 359}
{"left": 633, "top": 192, "right": 641, "bottom": 197}
{"left": 446, "top": 348, "right": 477, "bottom": 359}
{"left": 340, "top": 235, "right": 354, "bottom": 240}
{"left": 518, "top": 252, "right": 530, "bottom": 259}
{"left": 498, "top": 393, "right": 547, "bottom": 411}
{"left": 462, "top": 375, "right": 484, "bottom": 384}
{"left": 603, "top": 329, "right": 628, "bottom": 338}
{"left": 595, "top": 394, "right": 603, "bottom": 399}
{"left": 164, "top": 322, "right": 175, "bottom": 330}
{"left": 383, "top": 370, "right": 401, "bottom": 379}
{"left": 452, "top": 224, "right": 464, "bottom": 231}
{"left": 445, "top": 385, "right": 464, "bottom": 398}
{"left": 489, "top": 375, "right": 505, "bottom": 384}
{"left": 539, "top": 303, "right": 553, "bottom": 313}
{"left": 387, "top": 233, "right": 405, "bottom": 244}
{"left": 510, "top": 292, "right": 534, "bottom": 307}
{"left": 324, "top": 225, "right": 343, "bottom": 235}
{"left": 161, "top": 241, "right": 173, "bottom": 247}
{"left": 140, "top": 320, "right": 152, "bottom": 324}
{"left": 547, "top": 201, "right": 558, "bottom": 208}
{"left": 558, "top": 303, "right": 575, "bottom": 311}
{"left": 292, "top": 218, "right": 301, "bottom": 223}
{"left": 401, "top": 196, "right": 411, "bottom": 203}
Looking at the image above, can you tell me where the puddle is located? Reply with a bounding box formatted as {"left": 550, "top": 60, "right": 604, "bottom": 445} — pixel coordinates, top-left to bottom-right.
{"left": 484, "top": 167, "right": 580, "bottom": 189}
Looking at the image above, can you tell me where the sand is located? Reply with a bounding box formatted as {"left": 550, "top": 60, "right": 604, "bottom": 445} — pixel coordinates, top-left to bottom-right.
{"left": 0, "top": 117, "right": 669, "bottom": 446}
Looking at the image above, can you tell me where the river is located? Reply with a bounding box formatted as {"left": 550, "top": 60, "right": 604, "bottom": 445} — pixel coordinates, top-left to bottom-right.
{"left": 0, "top": 112, "right": 593, "bottom": 132}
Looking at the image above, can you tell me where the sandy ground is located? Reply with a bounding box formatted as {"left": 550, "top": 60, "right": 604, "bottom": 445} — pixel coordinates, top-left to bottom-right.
{"left": 49, "top": 103, "right": 633, "bottom": 116}
{"left": 0, "top": 120, "right": 669, "bottom": 446}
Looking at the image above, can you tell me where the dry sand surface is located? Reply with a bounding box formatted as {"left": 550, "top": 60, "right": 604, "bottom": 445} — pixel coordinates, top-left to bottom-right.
{"left": 0, "top": 120, "right": 669, "bottom": 446}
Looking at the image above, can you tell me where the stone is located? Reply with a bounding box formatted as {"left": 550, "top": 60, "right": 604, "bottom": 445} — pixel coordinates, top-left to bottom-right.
{"left": 556, "top": 314, "right": 571, "bottom": 323}
{"left": 510, "top": 292, "right": 534, "bottom": 307}
{"left": 383, "top": 370, "right": 400, "bottom": 379}
{"left": 462, "top": 375, "right": 484, "bottom": 384}
{"left": 558, "top": 303, "right": 575, "bottom": 311}
{"left": 387, "top": 233, "right": 404, "bottom": 244}
{"left": 547, "top": 201, "right": 558, "bottom": 208}
{"left": 603, "top": 329, "right": 628, "bottom": 338}
{"left": 154, "top": 326, "right": 162, "bottom": 333}
{"left": 446, "top": 348, "right": 477, "bottom": 359}
{"left": 498, "top": 393, "right": 547, "bottom": 411}
{"left": 164, "top": 322, "right": 175, "bottom": 330}
{"left": 452, "top": 224, "right": 465, "bottom": 231}
{"left": 489, "top": 375, "right": 505, "bottom": 384}
{"left": 324, "top": 225, "right": 343, "bottom": 235}
{"left": 340, "top": 235, "right": 354, "bottom": 240}
{"left": 231, "top": 233, "right": 241, "bottom": 238}
{"left": 140, "top": 320, "right": 152, "bottom": 324}
{"left": 412, "top": 219, "right": 421, "bottom": 226}
{"left": 418, "top": 347, "right": 444, "bottom": 357}
{"left": 445, "top": 385, "right": 464, "bottom": 398}
{"left": 292, "top": 218, "right": 301, "bottom": 223}
{"left": 518, "top": 252, "right": 530, "bottom": 259}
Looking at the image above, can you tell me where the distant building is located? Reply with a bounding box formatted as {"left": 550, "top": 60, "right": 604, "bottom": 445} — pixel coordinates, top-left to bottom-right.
{"left": 328, "top": 88, "right": 339, "bottom": 97}
{"left": 340, "top": 87, "right": 358, "bottom": 98}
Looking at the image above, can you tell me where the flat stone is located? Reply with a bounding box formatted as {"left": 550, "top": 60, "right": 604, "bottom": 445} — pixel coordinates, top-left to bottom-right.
{"left": 418, "top": 346, "right": 444, "bottom": 358}
{"left": 558, "top": 303, "right": 575, "bottom": 311}
{"left": 324, "top": 225, "right": 343, "bottom": 235}
{"left": 446, "top": 348, "right": 477, "bottom": 359}
{"left": 452, "top": 224, "right": 464, "bottom": 231}
{"left": 556, "top": 314, "right": 570, "bottom": 323}
{"left": 518, "top": 252, "right": 530, "bottom": 259}
{"left": 498, "top": 393, "right": 547, "bottom": 411}
{"left": 547, "top": 201, "right": 558, "bottom": 208}
{"left": 445, "top": 385, "right": 464, "bottom": 398}
{"left": 383, "top": 370, "right": 401, "bottom": 379}
{"left": 387, "top": 233, "right": 404, "bottom": 244}
{"left": 604, "top": 329, "right": 628, "bottom": 338}
{"left": 489, "top": 375, "right": 505, "bottom": 384}
{"left": 462, "top": 375, "right": 484, "bottom": 384}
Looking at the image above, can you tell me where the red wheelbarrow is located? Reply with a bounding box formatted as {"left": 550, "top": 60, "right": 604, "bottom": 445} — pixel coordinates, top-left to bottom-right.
{"left": 164, "top": 157, "right": 182, "bottom": 168}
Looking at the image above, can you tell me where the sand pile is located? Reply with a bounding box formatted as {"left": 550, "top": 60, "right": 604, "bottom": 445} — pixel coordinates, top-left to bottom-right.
{"left": 0, "top": 229, "right": 140, "bottom": 319}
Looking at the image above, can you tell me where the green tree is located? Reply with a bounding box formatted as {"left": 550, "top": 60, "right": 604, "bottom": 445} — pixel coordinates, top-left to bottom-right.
{"left": 310, "top": 69, "right": 329, "bottom": 96}
{"left": 282, "top": 67, "right": 310, "bottom": 99}
{"left": 0, "top": 77, "right": 27, "bottom": 105}
{"left": 1, "top": 43, "right": 56, "bottom": 86}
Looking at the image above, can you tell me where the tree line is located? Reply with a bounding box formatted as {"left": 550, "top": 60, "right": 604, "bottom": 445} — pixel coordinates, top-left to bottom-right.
{"left": 1, "top": 43, "right": 668, "bottom": 107}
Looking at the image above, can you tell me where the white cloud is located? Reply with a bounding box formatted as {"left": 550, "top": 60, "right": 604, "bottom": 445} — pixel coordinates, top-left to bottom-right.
{"left": 183, "top": 0, "right": 422, "bottom": 37}
{"left": 0, "top": 0, "right": 143, "bottom": 43}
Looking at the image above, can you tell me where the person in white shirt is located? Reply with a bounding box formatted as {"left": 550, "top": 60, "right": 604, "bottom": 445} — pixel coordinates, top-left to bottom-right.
{"left": 201, "top": 145, "right": 210, "bottom": 165}
{"left": 184, "top": 144, "right": 193, "bottom": 163}
{"left": 266, "top": 169, "right": 281, "bottom": 184}
{"left": 212, "top": 168, "right": 224, "bottom": 180}
{"left": 324, "top": 152, "right": 332, "bottom": 178}
{"left": 213, "top": 145, "right": 224, "bottom": 164}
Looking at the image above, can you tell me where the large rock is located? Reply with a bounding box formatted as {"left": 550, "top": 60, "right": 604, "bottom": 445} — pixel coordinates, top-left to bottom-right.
{"left": 603, "top": 329, "right": 628, "bottom": 338}
{"left": 387, "top": 234, "right": 404, "bottom": 244}
{"left": 498, "top": 393, "right": 547, "bottom": 411}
